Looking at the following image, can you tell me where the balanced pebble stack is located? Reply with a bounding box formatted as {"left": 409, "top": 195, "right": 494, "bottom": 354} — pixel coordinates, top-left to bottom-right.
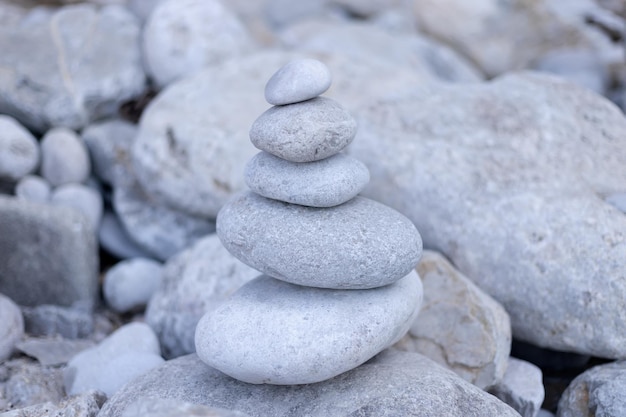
{"left": 194, "top": 59, "right": 424, "bottom": 385}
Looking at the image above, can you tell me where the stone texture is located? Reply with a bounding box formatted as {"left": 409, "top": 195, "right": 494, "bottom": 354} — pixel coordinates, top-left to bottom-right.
{"left": 0, "top": 293, "right": 24, "bottom": 362}
{"left": 122, "top": 399, "right": 251, "bottom": 417}
{"left": 2, "top": 389, "right": 106, "bottom": 417}
{"left": 16, "top": 337, "right": 95, "bottom": 366}
{"left": 0, "top": 115, "right": 39, "bottom": 181}
{"left": 98, "top": 210, "right": 154, "bottom": 260}
{"left": 491, "top": 357, "right": 545, "bottom": 417}
{"left": 40, "top": 128, "right": 90, "bottom": 187}
{"left": 1, "top": 358, "right": 65, "bottom": 411}
{"left": 143, "top": 0, "right": 254, "bottom": 87}
{"left": 50, "top": 183, "right": 103, "bottom": 230}
{"left": 113, "top": 178, "right": 215, "bottom": 261}
{"left": 81, "top": 119, "right": 137, "bottom": 188}
{"left": 244, "top": 151, "right": 369, "bottom": 207}
{"left": 349, "top": 72, "right": 626, "bottom": 358}
{"left": 98, "top": 350, "right": 521, "bottom": 417}
{"left": 103, "top": 258, "right": 163, "bottom": 313}
{"left": 217, "top": 191, "right": 422, "bottom": 289}
{"left": 131, "top": 51, "right": 300, "bottom": 218}
{"left": 21, "top": 304, "right": 94, "bottom": 339}
{"left": 395, "top": 251, "right": 511, "bottom": 389}
{"left": 195, "top": 272, "right": 422, "bottom": 384}
{"left": 63, "top": 322, "right": 164, "bottom": 397}
{"left": 264, "top": 58, "right": 331, "bottom": 105}
{"left": 14, "top": 176, "right": 51, "bottom": 204}
{"left": 0, "top": 3, "right": 145, "bottom": 132}
{"left": 249, "top": 97, "right": 357, "bottom": 163}
{"left": 558, "top": 360, "right": 626, "bottom": 417}
{"left": 146, "top": 234, "right": 258, "bottom": 359}
{"left": 0, "top": 196, "right": 98, "bottom": 308}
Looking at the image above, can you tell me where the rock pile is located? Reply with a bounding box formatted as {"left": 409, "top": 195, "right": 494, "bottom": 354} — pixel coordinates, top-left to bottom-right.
{"left": 194, "top": 58, "right": 424, "bottom": 385}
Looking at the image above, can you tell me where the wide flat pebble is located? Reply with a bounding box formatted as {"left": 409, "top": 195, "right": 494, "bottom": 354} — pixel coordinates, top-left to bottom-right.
{"left": 103, "top": 258, "right": 163, "bottom": 313}
{"left": 217, "top": 191, "right": 422, "bottom": 289}
{"left": 0, "top": 115, "right": 39, "bottom": 181}
{"left": 195, "top": 272, "right": 422, "bottom": 385}
{"left": 249, "top": 97, "right": 357, "bottom": 162}
{"left": 244, "top": 152, "right": 369, "bottom": 207}
{"left": 50, "top": 183, "right": 103, "bottom": 230}
{"left": 265, "top": 58, "right": 332, "bottom": 105}
{"left": 40, "top": 128, "right": 91, "bottom": 187}
{"left": 0, "top": 293, "right": 24, "bottom": 362}
{"left": 14, "top": 175, "right": 51, "bottom": 204}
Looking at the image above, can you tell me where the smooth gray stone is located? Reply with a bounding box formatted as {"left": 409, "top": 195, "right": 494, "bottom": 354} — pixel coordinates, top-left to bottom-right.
{"left": 82, "top": 119, "right": 138, "bottom": 188}
{"left": 2, "top": 389, "right": 106, "bottom": 417}
{"left": 146, "top": 234, "right": 258, "bottom": 359}
{"left": 50, "top": 183, "right": 103, "bottom": 230}
{"left": 64, "top": 322, "right": 164, "bottom": 397}
{"left": 395, "top": 250, "right": 511, "bottom": 389}
{"left": 490, "top": 357, "right": 544, "bottom": 417}
{"left": 0, "top": 115, "right": 39, "bottom": 181}
{"left": 113, "top": 178, "right": 215, "bottom": 261}
{"left": 250, "top": 97, "right": 357, "bottom": 163}
{"left": 264, "top": 58, "right": 331, "bottom": 105}
{"left": 98, "top": 211, "right": 154, "bottom": 260}
{"left": 195, "top": 272, "right": 422, "bottom": 385}
{"left": 0, "top": 293, "right": 24, "bottom": 362}
{"left": 0, "top": 196, "right": 98, "bottom": 308}
{"left": 14, "top": 175, "right": 51, "bottom": 204}
{"left": 0, "top": 4, "right": 145, "bottom": 132}
{"left": 1, "top": 357, "right": 65, "bottom": 411}
{"left": 103, "top": 258, "right": 163, "bottom": 313}
{"left": 22, "top": 304, "right": 94, "bottom": 339}
{"left": 217, "top": 191, "right": 422, "bottom": 289}
{"left": 244, "top": 152, "right": 369, "bottom": 207}
{"left": 40, "top": 128, "right": 91, "bottom": 187}
{"left": 558, "top": 360, "right": 626, "bottom": 417}
{"left": 16, "top": 337, "right": 95, "bottom": 366}
{"left": 350, "top": 72, "right": 626, "bottom": 358}
{"left": 122, "top": 399, "right": 251, "bottom": 417}
{"left": 97, "top": 350, "right": 521, "bottom": 417}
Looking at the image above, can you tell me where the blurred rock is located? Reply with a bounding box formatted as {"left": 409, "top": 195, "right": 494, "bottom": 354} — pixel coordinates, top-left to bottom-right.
{"left": 98, "top": 210, "right": 154, "bottom": 260}
{"left": 14, "top": 175, "right": 51, "bottom": 204}
{"left": 0, "top": 293, "right": 24, "bottom": 362}
{"left": 1, "top": 358, "right": 65, "bottom": 411}
{"left": 2, "top": 389, "right": 106, "bottom": 417}
{"left": 16, "top": 337, "right": 95, "bottom": 366}
{"left": 491, "top": 357, "right": 545, "bottom": 417}
{"left": 40, "top": 128, "right": 90, "bottom": 187}
{"left": 50, "top": 183, "right": 103, "bottom": 230}
{"left": 0, "top": 115, "right": 39, "bottom": 182}
{"left": 533, "top": 48, "right": 608, "bottom": 94}
{"left": 22, "top": 304, "right": 94, "bottom": 339}
{"left": 103, "top": 258, "right": 163, "bottom": 313}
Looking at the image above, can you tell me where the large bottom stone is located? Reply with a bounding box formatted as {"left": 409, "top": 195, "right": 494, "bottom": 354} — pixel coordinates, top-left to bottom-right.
{"left": 97, "top": 350, "right": 520, "bottom": 417}
{"left": 194, "top": 272, "right": 422, "bottom": 385}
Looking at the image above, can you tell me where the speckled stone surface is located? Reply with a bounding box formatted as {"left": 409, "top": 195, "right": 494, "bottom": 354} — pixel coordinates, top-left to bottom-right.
{"left": 264, "top": 58, "right": 331, "bottom": 105}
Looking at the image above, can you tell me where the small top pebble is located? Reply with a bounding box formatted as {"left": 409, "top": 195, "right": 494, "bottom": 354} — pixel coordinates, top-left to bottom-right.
{"left": 265, "top": 58, "right": 332, "bottom": 106}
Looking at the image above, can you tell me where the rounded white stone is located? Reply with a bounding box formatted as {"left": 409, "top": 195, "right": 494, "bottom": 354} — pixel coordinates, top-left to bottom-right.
{"left": 40, "top": 127, "right": 91, "bottom": 186}
{"left": 15, "top": 175, "right": 51, "bottom": 204}
{"left": 50, "top": 183, "right": 103, "bottom": 230}
{"left": 244, "top": 152, "right": 370, "bottom": 207}
{"left": 249, "top": 96, "right": 357, "bottom": 163}
{"left": 195, "top": 272, "right": 422, "bottom": 385}
{"left": 264, "top": 58, "right": 332, "bottom": 105}
{"left": 0, "top": 115, "right": 39, "bottom": 181}
{"left": 104, "top": 258, "right": 163, "bottom": 313}
{"left": 217, "top": 191, "right": 423, "bottom": 289}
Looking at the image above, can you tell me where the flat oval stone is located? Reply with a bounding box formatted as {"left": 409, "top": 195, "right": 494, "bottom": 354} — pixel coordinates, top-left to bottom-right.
{"left": 264, "top": 58, "right": 331, "bottom": 105}
{"left": 249, "top": 97, "right": 357, "bottom": 163}
{"left": 244, "top": 152, "right": 370, "bottom": 207}
{"left": 217, "top": 191, "right": 422, "bottom": 289}
{"left": 194, "top": 272, "right": 422, "bottom": 385}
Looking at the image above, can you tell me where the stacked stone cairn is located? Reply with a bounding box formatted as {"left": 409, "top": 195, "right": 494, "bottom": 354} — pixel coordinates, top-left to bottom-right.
{"left": 194, "top": 59, "right": 425, "bottom": 385}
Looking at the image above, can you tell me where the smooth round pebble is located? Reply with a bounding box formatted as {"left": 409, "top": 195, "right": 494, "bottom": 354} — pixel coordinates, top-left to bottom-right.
{"left": 249, "top": 97, "right": 357, "bottom": 162}
{"left": 104, "top": 258, "right": 163, "bottom": 313}
{"left": 40, "top": 127, "right": 91, "bottom": 186}
{"left": 0, "top": 115, "right": 39, "bottom": 181}
{"left": 14, "top": 175, "right": 51, "bottom": 203}
{"left": 217, "top": 191, "right": 422, "bottom": 289}
{"left": 244, "top": 152, "right": 369, "bottom": 207}
{"left": 50, "top": 183, "right": 103, "bottom": 230}
{"left": 195, "top": 271, "right": 422, "bottom": 385}
{"left": 0, "top": 293, "right": 24, "bottom": 362}
{"left": 264, "top": 58, "right": 332, "bottom": 105}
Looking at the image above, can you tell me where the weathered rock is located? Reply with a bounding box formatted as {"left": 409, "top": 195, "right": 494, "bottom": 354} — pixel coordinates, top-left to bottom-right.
{"left": 142, "top": 0, "right": 254, "bottom": 87}
{"left": 121, "top": 399, "right": 251, "bottom": 417}
{"left": 264, "top": 58, "right": 332, "bottom": 105}
{"left": 21, "top": 304, "right": 94, "bottom": 339}
{"left": 395, "top": 251, "right": 511, "bottom": 389}
{"left": 0, "top": 115, "right": 39, "bottom": 181}
{"left": 146, "top": 234, "right": 258, "bottom": 358}
{"left": 98, "top": 210, "right": 154, "bottom": 260}
{"left": 1, "top": 358, "right": 65, "bottom": 410}
{"left": 491, "top": 357, "right": 545, "bottom": 417}
{"left": 103, "top": 258, "right": 163, "bottom": 313}
{"left": 558, "top": 360, "right": 626, "bottom": 417}
{"left": 349, "top": 72, "right": 626, "bottom": 358}
{"left": 98, "top": 350, "right": 521, "bottom": 417}
{"left": 0, "top": 196, "right": 98, "bottom": 308}
{"left": 16, "top": 337, "right": 95, "bottom": 366}
{"left": 40, "top": 128, "right": 90, "bottom": 187}
{"left": 2, "top": 389, "right": 106, "bottom": 417}
{"left": 50, "top": 183, "right": 103, "bottom": 230}
{"left": 14, "top": 176, "right": 51, "bottom": 204}
{"left": 217, "top": 191, "right": 422, "bottom": 289}
{"left": 0, "top": 293, "right": 24, "bottom": 362}
{"left": 195, "top": 272, "right": 421, "bottom": 384}
{"left": 244, "top": 151, "right": 369, "bottom": 207}
{"left": 0, "top": 4, "right": 145, "bottom": 132}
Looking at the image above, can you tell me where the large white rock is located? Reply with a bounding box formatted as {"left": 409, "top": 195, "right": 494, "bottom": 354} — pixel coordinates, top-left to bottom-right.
{"left": 195, "top": 272, "right": 422, "bottom": 385}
